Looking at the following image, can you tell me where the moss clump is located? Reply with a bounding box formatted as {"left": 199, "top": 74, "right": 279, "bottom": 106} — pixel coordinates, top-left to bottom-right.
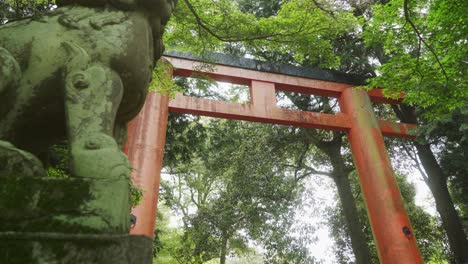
{"left": 129, "top": 181, "right": 143, "bottom": 207}
{"left": 46, "top": 142, "right": 70, "bottom": 178}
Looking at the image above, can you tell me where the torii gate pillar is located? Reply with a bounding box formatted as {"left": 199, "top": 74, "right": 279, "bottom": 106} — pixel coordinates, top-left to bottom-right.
{"left": 340, "top": 88, "right": 422, "bottom": 263}
{"left": 124, "top": 92, "right": 169, "bottom": 237}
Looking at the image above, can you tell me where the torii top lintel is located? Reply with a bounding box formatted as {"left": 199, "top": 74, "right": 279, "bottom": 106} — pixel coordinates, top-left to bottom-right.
{"left": 163, "top": 52, "right": 415, "bottom": 139}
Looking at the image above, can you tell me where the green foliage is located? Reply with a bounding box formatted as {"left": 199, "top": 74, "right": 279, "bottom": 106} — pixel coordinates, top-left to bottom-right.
{"left": 46, "top": 167, "right": 67, "bottom": 178}
{"left": 1, "top": 0, "right": 56, "bottom": 23}
{"left": 46, "top": 142, "right": 69, "bottom": 178}
{"left": 159, "top": 117, "right": 315, "bottom": 263}
{"left": 420, "top": 102, "right": 468, "bottom": 233}
{"left": 165, "top": 0, "right": 358, "bottom": 68}
{"left": 153, "top": 206, "right": 185, "bottom": 264}
{"left": 149, "top": 60, "right": 184, "bottom": 97}
{"left": 129, "top": 180, "right": 144, "bottom": 207}
{"left": 328, "top": 171, "right": 450, "bottom": 263}
{"left": 236, "top": 0, "right": 282, "bottom": 18}
{"left": 363, "top": 0, "right": 468, "bottom": 119}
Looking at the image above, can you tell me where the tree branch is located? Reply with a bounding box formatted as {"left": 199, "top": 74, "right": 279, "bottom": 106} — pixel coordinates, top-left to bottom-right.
{"left": 311, "top": 0, "right": 335, "bottom": 18}
{"left": 402, "top": 143, "right": 429, "bottom": 183}
{"left": 299, "top": 165, "right": 333, "bottom": 180}
{"left": 183, "top": 0, "right": 322, "bottom": 43}
{"left": 293, "top": 142, "right": 311, "bottom": 180}
{"left": 403, "top": 0, "right": 448, "bottom": 87}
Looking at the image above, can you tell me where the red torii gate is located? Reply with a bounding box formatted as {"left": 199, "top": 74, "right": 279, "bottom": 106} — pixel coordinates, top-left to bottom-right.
{"left": 123, "top": 53, "right": 422, "bottom": 263}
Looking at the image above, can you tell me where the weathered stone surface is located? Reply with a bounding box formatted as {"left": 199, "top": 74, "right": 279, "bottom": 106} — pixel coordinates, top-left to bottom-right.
{"left": 0, "top": 0, "right": 177, "bottom": 262}
{"left": 0, "top": 233, "right": 153, "bottom": 264}
{"left": 0, "top": 177, "right": 130, "bottom": 234}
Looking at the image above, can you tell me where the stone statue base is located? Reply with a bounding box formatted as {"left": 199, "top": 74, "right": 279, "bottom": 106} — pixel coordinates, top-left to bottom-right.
{"left": 0, "top": 232, "right": 152, "bottom": 264}
{"left": 0, "top": 177, "right": 130, "bottom": 234}
{"left": 0, "top": 176, "right": 143, "bottom": 263}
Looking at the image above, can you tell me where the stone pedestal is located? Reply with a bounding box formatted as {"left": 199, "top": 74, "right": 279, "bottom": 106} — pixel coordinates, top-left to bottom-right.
{"left": 0, "top": 232, "right": 152, "bottom": 264}
{"left": 0, "top": 177, "right": 149, "bottom": 263}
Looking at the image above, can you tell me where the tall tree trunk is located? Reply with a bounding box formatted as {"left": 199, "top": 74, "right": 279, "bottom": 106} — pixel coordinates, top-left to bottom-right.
{"left": 220, "top": 234, "right": 228, "bottom": 264}
{"left": 318, "top": 136, "right": 374, "bottom": 264}
{"left": 333, "top": 172, "right": 374, "bottom": 263}
{"left": 288, "top": 93, "right": 373, "bottom": 262}
{"left": 394, "top": 105, "right": 468, "bottom": 263}
{"left": 414, "top": 143, "right": 468, "bottom": 263}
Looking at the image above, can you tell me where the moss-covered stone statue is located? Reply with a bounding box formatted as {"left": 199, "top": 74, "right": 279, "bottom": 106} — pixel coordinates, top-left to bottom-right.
{"left": 0, "top": 0, "right": 177, "bottom": 262}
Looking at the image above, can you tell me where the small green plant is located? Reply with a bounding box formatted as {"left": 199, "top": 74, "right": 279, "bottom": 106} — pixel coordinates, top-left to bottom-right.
{"left": 149, "top": 60, "right": 184, "bottom": 98}
{"left": 129, "top": 180, "right": 144, "bottom": 207}
{"left": 46, "top": 142, "right": 70, "bottom": 178}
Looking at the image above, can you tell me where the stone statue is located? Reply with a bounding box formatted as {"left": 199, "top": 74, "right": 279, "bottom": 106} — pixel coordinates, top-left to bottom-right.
{"left": 0, "top": 0, "right": 176, "bottom": 262}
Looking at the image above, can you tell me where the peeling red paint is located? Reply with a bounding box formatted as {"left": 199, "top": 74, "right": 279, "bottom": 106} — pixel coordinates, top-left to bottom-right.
{"left": 168, "top": 85, "right": 352, "bottom": 131}
{"left": 124, "top": 92, "right": 169, "bottom": 237}
{"left": 340, "top": 88, "right": 422, "bottom": 264}
{"left": 379, "top": 120, "right": 417, "bottom": 139}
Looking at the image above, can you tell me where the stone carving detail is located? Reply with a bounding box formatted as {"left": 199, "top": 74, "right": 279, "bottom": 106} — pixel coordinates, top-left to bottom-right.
{"left": 0, "top": 0, "right": 176, "bottom": 260}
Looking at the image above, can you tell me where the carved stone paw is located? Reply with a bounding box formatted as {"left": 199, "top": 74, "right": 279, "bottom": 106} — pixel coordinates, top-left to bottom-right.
{"left": 70, "top": 133, "right": 131, "bottom": 180}
{"left": 0, "top": 141, "right": 46, "bottom": 178}
{"left": 68, "top": 133, "right": 131, "bottom": 232}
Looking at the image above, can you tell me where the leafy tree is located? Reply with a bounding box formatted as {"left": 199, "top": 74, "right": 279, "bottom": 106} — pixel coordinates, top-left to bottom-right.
{"left": 392, "top": 103, "right": 468, "bottom": 262}
{"left": 334, "top": 0, "right": 468, "bottom": 261}
{"left": 165, "top": 0, "right": 357, "bottom": 68}
{"left": 279, "top": 113, "right": 374, "bottom": 263}
{"left": 328, "top": 172, "right": 451, "bottom": 263}
{"left": 363, "top": 0, "right": 467, "bottom": 119}
{"left": 153, "top": 205, "right": 185, "bottom": 264}
{"left": 161, "top": 116, "right": 317, "bottom": 263}
{"left": 1, "top": 0, "right": 55, "bottom": 23}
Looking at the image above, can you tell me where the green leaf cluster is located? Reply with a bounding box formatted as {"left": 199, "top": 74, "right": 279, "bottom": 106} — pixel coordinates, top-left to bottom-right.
{"left": 159, "top": 116, "right": 316, "bottom": 263}
{"left": 1, "top": 0, "right": 56, "bottom": 23}
{"left": 328, "top": 171, "right": 450, "bottom": 263}
{"left": 149, "top": 60, "right": 184, "bottom": 97}
{"left": 165, "top": 0, "right": 358, "bottom": 68}
{"left": 363, "top": 0, "right": 468, "bottom": 119}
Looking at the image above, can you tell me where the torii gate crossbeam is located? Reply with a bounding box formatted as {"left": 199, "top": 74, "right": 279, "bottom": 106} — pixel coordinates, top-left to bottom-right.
{"left": 124, "top": 53, "right": 422, "bottom": 264}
